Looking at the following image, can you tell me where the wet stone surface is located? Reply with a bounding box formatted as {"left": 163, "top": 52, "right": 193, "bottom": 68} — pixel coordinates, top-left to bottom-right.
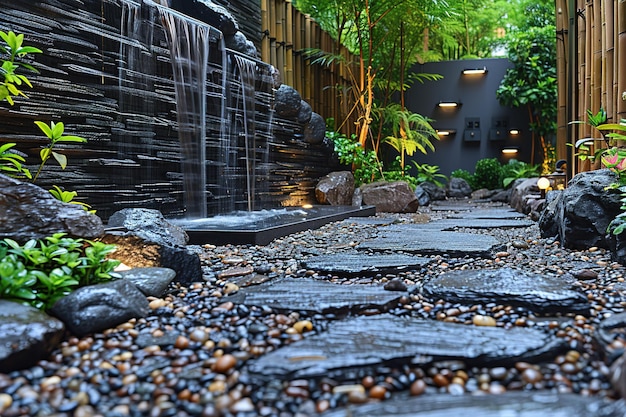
{"left": 302, "top": 253, "right": 432, "bottom": 275}
{"left": 247, "top": 314, "right": 566, "bottom": 380}
{"left": 225, "top": 277, "right": 406, "bottom": 314}
{"left": 422, "top": 267, "right": 590, "bottom": 314}
{"left": 321, "top": 392, "right": 626, "bottom": 417}
{"left": 358, "top": 229, "right": 503, "bottom": 257}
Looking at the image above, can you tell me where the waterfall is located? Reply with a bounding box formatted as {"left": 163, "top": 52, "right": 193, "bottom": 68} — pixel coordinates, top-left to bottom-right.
{"left": 156, "top": 3, "right": 217, "bottom": 219}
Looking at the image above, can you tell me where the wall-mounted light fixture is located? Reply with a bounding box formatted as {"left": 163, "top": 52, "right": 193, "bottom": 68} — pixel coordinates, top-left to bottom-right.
{"left": 436, "top": 129, "right": 456, "bottom": 137}
{"left": 501, "top": 147, "right": 518, "bottom": 155}
{"left": 438, "top": 101, "right": 461, "bottom": 108}
{"left": 509, "top": 129, "right": 520, "bottom": 135}
{"left": 462, "top": 67, "right": 487, "bottom": 75}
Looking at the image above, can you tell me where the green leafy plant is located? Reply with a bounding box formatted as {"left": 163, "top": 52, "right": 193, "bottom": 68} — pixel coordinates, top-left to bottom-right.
{"left": 329, "top": 130, "right": 383, "bottom": 186}
{"left": 32, "top": 121, "right": 87, "bottom": 182}
{"left": 501, "top": 159, "right": 541, "bottom": 188}
{"left": 411, "top": 161, "right": 447, "bottom": 187}
{"left": 473, "top": 158, "right": 503, "bottom": 190}
{"left": 0, "top": 142, "right": 32, "bottom": 179}
{"left": 0, "top": 30, "right": 41, "bottom": 105}
{"left": 49, "top": 185, "right": 94, "bottom": 213}
{"left": 0, "top": 233, "right": 120, "bottom": 310}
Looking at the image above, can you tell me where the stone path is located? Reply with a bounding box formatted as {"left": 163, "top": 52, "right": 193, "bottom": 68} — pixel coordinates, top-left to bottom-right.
{"left": 217, "top": 201, "right": 624, "bottom": 415}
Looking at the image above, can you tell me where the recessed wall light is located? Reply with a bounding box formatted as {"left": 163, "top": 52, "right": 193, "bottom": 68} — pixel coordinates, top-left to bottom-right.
{"left": 438, "top": 101, "right": 461, "bottom": 108}
{"left": 509, "top": 129, "right": 520, "bottom": 135}
{"left": 501, "top": 147, "right": 518, "bottom": 155}
{"left": 462, "top": 67, "right": 487, "bottom": 75}
{"left": 436, "top": 129, "right": 456, "bottom": 136}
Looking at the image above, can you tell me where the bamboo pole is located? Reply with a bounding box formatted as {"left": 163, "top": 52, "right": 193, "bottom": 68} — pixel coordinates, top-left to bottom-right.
{"left": 284, "top": 1, "right": 294, "bottom": 87}
{"left": 556, "top": 0, "right": 569, "bottom": 161}
{"left": 260, "top": 0, "right": 270, "bottom": 63}
{"left": 618, "top": 0, "right": 626, "bottom": 119}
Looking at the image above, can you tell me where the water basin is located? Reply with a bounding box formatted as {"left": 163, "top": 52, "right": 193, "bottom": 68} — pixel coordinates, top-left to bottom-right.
{"left": 172, "top": 205, "right": 376, "bottom": 245}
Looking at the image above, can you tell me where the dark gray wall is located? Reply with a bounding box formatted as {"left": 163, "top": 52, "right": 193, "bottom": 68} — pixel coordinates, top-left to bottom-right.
{"left": 405, "top": 58, "right": 531, "bottom": 176}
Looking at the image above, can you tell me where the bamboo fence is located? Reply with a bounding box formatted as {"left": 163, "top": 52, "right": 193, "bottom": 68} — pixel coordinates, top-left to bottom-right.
{"left": 557, "top": 0, "right": 626, "bottom": 175}
{"left": 260, "top": 0, "right": 356, "bottom": 135}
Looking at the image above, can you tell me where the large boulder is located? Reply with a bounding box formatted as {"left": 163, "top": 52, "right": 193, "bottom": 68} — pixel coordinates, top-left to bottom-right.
{"left": 0, "top": 174, "right": 104, "bottom": 242}
{"left": 315, "top": 171, "right": 355, "bottom": 205}
{"left": 297, "top": 100, "right": 313, "bottom": 124}
{"left": 50, "top": 279, "right": 150, "bottom": 337}
{"left": 360, "top": 181, "right": 419, "bottom": 213}
{"left": 274, "top": 84, "right": 302, "bottom": 118}
{"left": 225, "top": 31, "right": 258, "bottom": 57}
{"left": 0, "top": 300, "right": 65, "bottom": 372}
{"left": 538, "top": 170, "right": 622, "bottom": 249}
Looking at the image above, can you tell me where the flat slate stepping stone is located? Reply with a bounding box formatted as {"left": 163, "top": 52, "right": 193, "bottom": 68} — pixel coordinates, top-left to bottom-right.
{"left": 383, "top": 218, "right": 534, "bottom": 232}
{"left": 422, "top": 267, "right": 590, "bottom": 314}
{"left": 320, "top": 392, "right": 626, "bottom": 417}
{"left": 302, "top": 253, "right": 432, "bottom": 275}
{"left": 447, "top": 208, "right": 527, "bottom": 220}
{"left": 225, "top": 277, "right": 404, "bottom": 314}
{"left": 357, "top": 230, "right": 503, "bottom": 257}
{"left": 246, "top": 314, "right": 566, "bottom": 379}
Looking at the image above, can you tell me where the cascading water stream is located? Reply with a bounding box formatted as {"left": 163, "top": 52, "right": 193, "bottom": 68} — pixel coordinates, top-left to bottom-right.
{"left": 157, "top": 4, "right": 213, "bottom": 219}
{"left": 233, "top": 54, "right": 257, "bottom": 211}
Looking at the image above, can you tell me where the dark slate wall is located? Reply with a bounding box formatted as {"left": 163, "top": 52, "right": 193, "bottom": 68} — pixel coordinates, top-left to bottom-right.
{"left": 0, "top": 0, "right": 333, "bottom": 220}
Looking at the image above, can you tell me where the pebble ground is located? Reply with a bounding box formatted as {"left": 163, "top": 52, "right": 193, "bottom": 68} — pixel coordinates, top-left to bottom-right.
{"left": 1, "top": 202, "right": 625, "bottom": 417}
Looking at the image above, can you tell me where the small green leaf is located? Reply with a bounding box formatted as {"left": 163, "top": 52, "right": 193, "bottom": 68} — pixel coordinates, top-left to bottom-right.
{"left": 51, "top": 151, "right": 67, "bottom": 169}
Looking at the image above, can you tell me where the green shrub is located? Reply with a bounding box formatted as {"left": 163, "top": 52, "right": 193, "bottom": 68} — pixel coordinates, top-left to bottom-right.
{"left": 473, "top": 158, "right": 503, "bottom": 190}
{"left": 500, "top": 159, "right": 541, "bottom": 188}
{"left": 0, "top": 233, "right": 120, "bottom": 310}
{"left": 328, "top": 130, "right": 382, "bottom": 186}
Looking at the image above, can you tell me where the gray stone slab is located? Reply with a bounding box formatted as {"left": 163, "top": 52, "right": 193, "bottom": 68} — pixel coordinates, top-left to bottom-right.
{"left": 357, "top": 230, "right": 503, "bottom": 257}
{"left": 225, "top": 277, "right": 404, "bottom": 314}
{"left": 246, "top": 314, "right": 566, "bottom": 379}
{"left": 447, "top": 208, "right": 527, "bottom": 220}
{"left": 383, "top": 218, "right": 534, "bottom": 232}
{"left": 339, "top": 217, "right": 398, "bottom": 226}
{"left": 422, "top": 267, "right": 590, "bottom": 314}
{"left": 321, "top": 392, "right": 626, "bottom": 417}
{"left": 302, "top": 253, "right": 432, "bottom": 275}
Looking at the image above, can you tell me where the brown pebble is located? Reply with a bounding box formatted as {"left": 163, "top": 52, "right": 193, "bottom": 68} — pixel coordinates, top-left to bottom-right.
{"left": 369, "top": 385, "right": 387, "bottom": 400}
{"left": 573, "top": 269, "right": 598, "bottom": 280}
{"left": 214, "top": 354, "right": 237, "bottom": 373}
{"left": 362, "top": 376, "right": 375, "bottom": 389}
{"left": 316, "top": 399, "right": 330, "bottom": 413}
{"left": 175, "top": 335, "right": 189, "bottom": 349}
{"left": 432, "top": 374, "right": 449, "bottom": 387}
{"left": 347, "top": 390, "right": 368, "bottom": 404}
{"left": 410, "top": 379, "right": 426, "bottom": 396}
{"left": 521, "top": 368, "right": 542, "bottom": 384}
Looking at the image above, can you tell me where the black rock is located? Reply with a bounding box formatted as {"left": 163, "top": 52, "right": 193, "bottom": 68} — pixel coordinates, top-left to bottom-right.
{"left": 446, "top": 177, "right": 472, "bottom": 198}
{"left": 420, "top": 181, "right": 447, "bottom": 201}
{"left": 414, "top": 185, "right": 431, "bottom": 206}
{"left": 0, "top": 300, "right": 65, "bottom": 373}
{"left": 50, "top": 279, "right": 150, "bottom": 336}
{"left": 303, "top": 112, "right": 326, "bottom": 144}
{"left": 302, "top": 253, "right": 431, "bottom": 276}
{"left": 169, "top": 0, "right": 238, "bottom": 35}
{"left": 108, "top": 208, "right": 188, "bottom": 247}
{"left": 274, "top": 84, "right": 302, "bottom": 118}
{"left": 297, "top": 100, "right": 312, "bottom": 124}
{"left": 538, "top": 170, "right": 622, "bottom": 249}
{"left": 0, "top": 174, "right": 104, "bottom": 242}
{"left": 118, "top": 267, "right": 176, "bottom": 297}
